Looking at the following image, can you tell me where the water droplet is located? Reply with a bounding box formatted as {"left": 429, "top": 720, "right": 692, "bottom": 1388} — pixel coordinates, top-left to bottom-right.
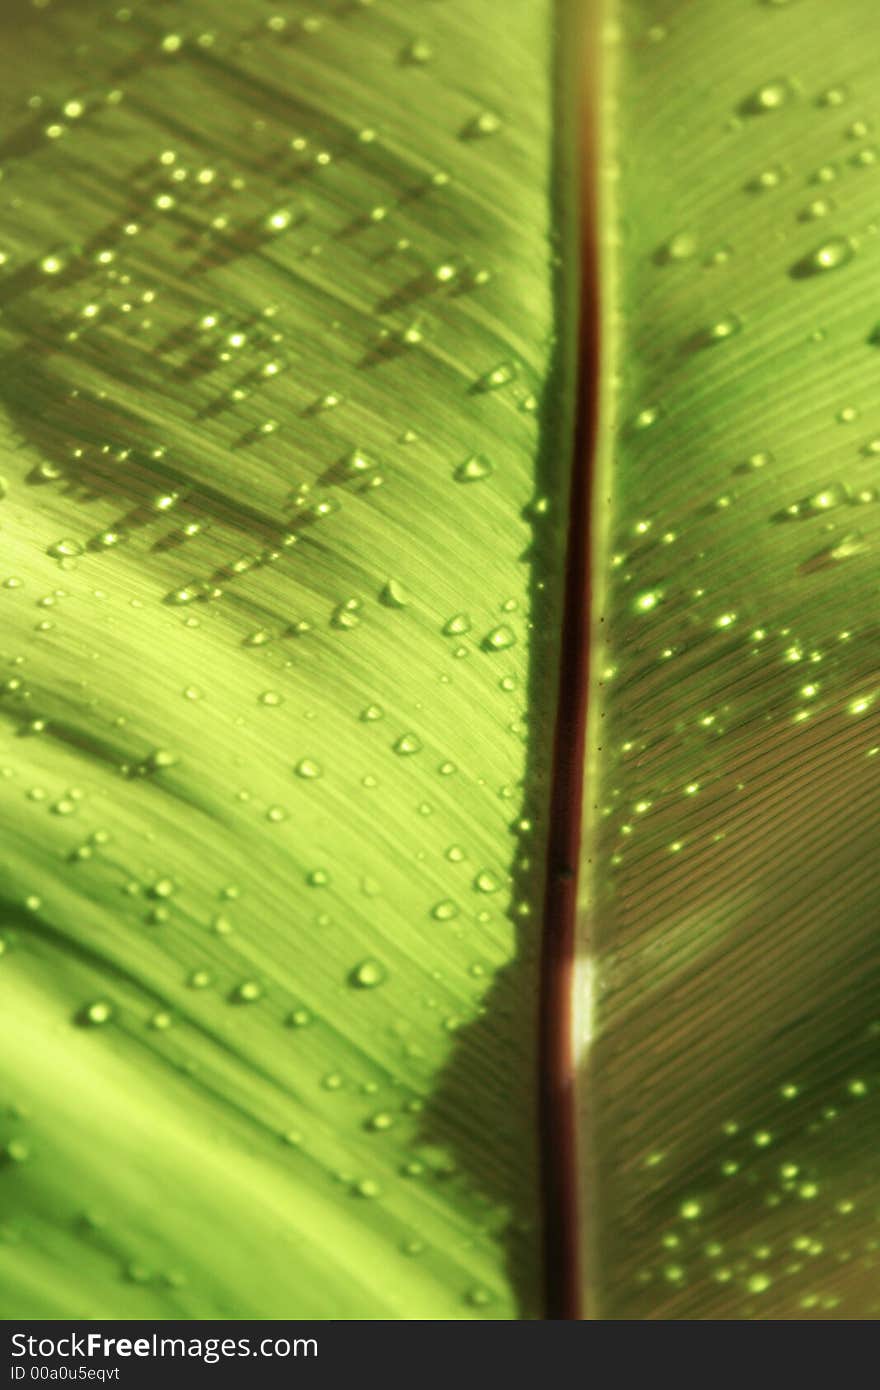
{"left": 393, "top": 733, "right": 422, "bottom": 756}
{"left": 464, "top": 111, "right": 502, "bottom": 138}
{"left": 443, "top": 613, "right": 471, "bottom": 636}
{"left": 657, "top": 231, "right": 697, "bottom": 262}
{"left": 466, "top": 1286, "right": 493, "bottom": 1307}
{"left": 145, "top": 749, "right": 179, "bottom": 775}
{"left": 331, "top": 599, "right": 362, "bottom": 630}
{"left": 350, "top": 959, "right": 387, "bottom": 989}
{"left": 366, "top": 1112, "right": 394, "bottom": 1131}
{"left": 693, "top": 314, "right": 742, "bottom": 349}
{"left": 431, "top": 900, "right": 459, "bottom": 921}
{"left": 47, "top": 539, "right": 83, "bottom": 559}
{"left": 791, "top": 236, "right": 854, "bottom": 277}
{"left": 633, "top": 406, "right": 660, "bottom": 430}
{"left": 343, "top": 448, "right": 377, "bottom": 477}
{"left": 353, "top": 1177, "right": 382, "bottom": 1198}
{"left": 474, "top": 361, "right": 516, "bottom": 392}
{"left": 402, "top": 38, "right": 433, "bottom": 64}
{"left": 807, "top": 482, "right": 849, "bottom": 513}
{"left": 634, "top": 589, "right": 661, "bottom": 613}
{"left": 379, "top": 580, "right": 408, "bottom": 608}
{"left": 454, "top": 454, "right": 493, "bottom": 483}
{"left": 474, "top": 870, "right": 501, "bottom": 894}
{"left": 295, "top": 759, "right": 323, "bottom": 779}
{"left": 232, "top": 980, "right": 263, "bottom": 1004}
{"left": 482, "top": 625, "right": 516, "bottom": 652}
{"left": 80, "top": 1000, "right": 113, "bottom": 1026}
{"left": 741, "top": 79, "right": 792, "bottom": 115}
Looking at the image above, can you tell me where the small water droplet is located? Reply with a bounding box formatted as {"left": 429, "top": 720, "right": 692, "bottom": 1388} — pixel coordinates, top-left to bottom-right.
{"left": 393, "top": 733, "right": 422, "bottom": 756}
{"left": 474, "top": 870, "right": 501, "bottom": 894}
{"left": 482, "top": 625, "right": 516, "bottom": 652}
{"left": 47, "top": 539, "right": 83, "bottom": 559}
{"left": 693, "top": 314, "right": 742, "bottom": 349}
{"left": 454, "top": 454, "right": 494, "bottom": 483}
{"left": 657, "top": 231, "right": 697, "bottom": 262}
{"left": 80, "top": 1000, "right": 113, "bottom": 1026}
{"left": 379, "top": 580, "right": 408, "bottom": 608}
{"left": 295, "top": 758, "right": 323, "bottom": 779}
{"left": 474, "top": 361, "right": 516, "bottom": 392}
{"left": 350, "top": 959, "right": 387, "bottom": 989}
{"left": 331, "top": 598, "right": 362, "bottom": 630}
{"left": 791, "top": 236, "right": 854, "bottom": 277}
{"left": 741, "top": 79, "right": 792, "bottom": 116}
{"left": 232, "top": 979, "right": 263, "bottom": 1004}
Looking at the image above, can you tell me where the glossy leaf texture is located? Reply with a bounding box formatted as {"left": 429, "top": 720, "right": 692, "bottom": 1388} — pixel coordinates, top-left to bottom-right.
{"left": 579, "top": 0, "right": 880, "bottom": 1319}
{"left": 0, "top": 0, "right": 576, "bottom": 1318}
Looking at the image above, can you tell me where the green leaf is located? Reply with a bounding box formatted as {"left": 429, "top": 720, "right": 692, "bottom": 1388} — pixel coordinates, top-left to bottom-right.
{"left": 0, "top": 0, "right": 576, "bottom": 1318}
{"left": 579, "top": 0, "right": 880, "bottom": 1319}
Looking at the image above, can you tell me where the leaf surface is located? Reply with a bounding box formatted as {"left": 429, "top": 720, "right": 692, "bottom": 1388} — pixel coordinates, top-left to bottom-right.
{"left": 0, "top": 0, "right": 576, "bottom": 1319}
{"left": 579, "top": 0, "right": 880, "bottom": 1319}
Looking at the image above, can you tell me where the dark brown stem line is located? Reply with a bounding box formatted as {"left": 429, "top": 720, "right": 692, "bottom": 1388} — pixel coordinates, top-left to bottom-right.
{"left": 539, "top": 8, "right": 601, "bottom": 1322}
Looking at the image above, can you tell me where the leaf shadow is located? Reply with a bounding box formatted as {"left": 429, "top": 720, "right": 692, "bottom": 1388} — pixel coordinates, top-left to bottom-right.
{"left": 413, "top": 6, "right": 578, "bottom": 1318}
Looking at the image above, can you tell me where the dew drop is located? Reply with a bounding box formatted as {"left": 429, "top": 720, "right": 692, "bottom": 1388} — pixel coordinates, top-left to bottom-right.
{"left": 80, "top": 1000, "right": 113, "bottom": 1026}
{"left": 332, "top": 599, "right": 361, "bottom": 630}
{"left": 741, "top": 79, "right": 791, "bottom": 115}
{"left": 791, "top": 236, "right": 854, "bottom": 277}
{"left": 474, "top": 870, "right": 501, "bottom": 895}
{"left": 393, "top": 733, "right": 422, "bottom": 756}
{"left": 693, "top": 314, "right": 742, "bottom": 348}
{"left": 482, "top": 625, "right": 516, "bottom": 652}
{"left": 295, "top": 758, "right": 323, "bottom": 780}
{"left": 350, "top": 959, "right": 387, "bottom": 989}
{"left": 474, "top": 361, "right": 516, "bottom": 392}
{"left": 232, "top": 980, "right": 263, "bottom": 1004}
{"left": 454, "top": 454, "right": 494, "bottom": 483}
{"left": 47, "top": 539, "right": 83, "bottom": 559}
{"left": 379, "top": 580, "right": 408, "bottom": 608}
{"left": 366, "top": 1112, "right": 394, "bottom": 1131}
{"left": 657, "top": 231, "right": 697, "bottom": 262}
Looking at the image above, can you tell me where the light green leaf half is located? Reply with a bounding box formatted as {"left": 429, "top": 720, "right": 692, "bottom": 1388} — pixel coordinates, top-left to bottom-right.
{"left": 0, "top": 0, "right": 576, "bottom": 1318}
{"left": 580, "top": 0, "right": 880, "bottom": 1319}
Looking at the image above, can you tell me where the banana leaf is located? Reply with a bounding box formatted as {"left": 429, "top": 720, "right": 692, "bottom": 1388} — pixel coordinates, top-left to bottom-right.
{"left": 578, "top": 0, "right": 880, "bottom": 1319}
{"left": 0, "top": 0, "right": 576, "bottom": 1320}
